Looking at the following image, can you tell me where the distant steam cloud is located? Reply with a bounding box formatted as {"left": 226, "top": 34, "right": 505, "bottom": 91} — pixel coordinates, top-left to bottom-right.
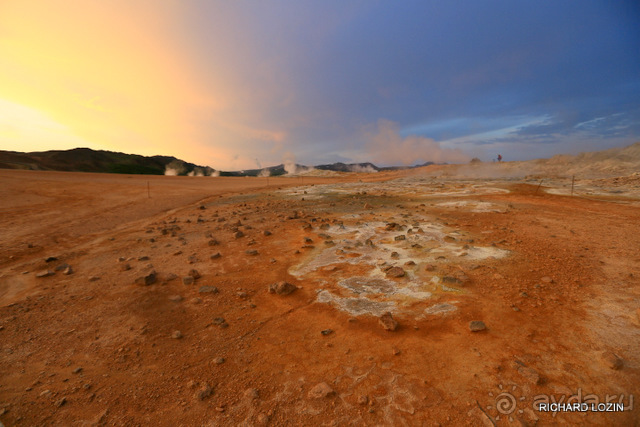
{"left": 164, "top": 159, "right": 187, "bottom": 176}
{"left": 258, "top": 168, "right": 271, "bottom": 177}
{"left": 366, "top": 119, "right": 470, "bottom": 165}
{"left": 210, "top": 170, "right": 220, "bottom": 177}
{"left": 349, "top": 164, "right": 378, "bottom": 173}
{"left": 283, "top": 151, "right": 298, "bottom": 174}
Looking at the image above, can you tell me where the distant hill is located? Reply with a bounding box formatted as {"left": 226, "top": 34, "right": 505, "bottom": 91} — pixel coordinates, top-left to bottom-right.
{"left": 0, "top": 147, "right": 443, "bottom": 176}
{"left": 0, "top": 148, "right": 216, "bottom": 176}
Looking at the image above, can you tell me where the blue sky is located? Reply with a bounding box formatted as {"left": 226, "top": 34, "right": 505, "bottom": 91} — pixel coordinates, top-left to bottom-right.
{"left": 2, "top": 1, "right": 639, "bottom": 168}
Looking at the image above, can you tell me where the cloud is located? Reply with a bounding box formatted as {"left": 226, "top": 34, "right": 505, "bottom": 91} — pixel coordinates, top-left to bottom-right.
{"left": 365, "top": 120, "right": 470, "bottom": 165}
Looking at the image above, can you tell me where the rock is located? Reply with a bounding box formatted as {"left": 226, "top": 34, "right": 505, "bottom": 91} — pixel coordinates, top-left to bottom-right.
{"left": 88, "top": 276, "right": 100, "bottom": 282}
{"left": 54, "top": 263, "right": 69, "bottom": 271}
{"left": 171, "top": 330, "right": 183, "bottom": 339}
{"left": 188, "top": 269, "right": 201, "bottom": 279}
{"left": 517, "top": 366, "right": 541, "bottom": 385}
{"left": 245, "top": 249, "right": 259, "bottom": 256}
{"left": 169, "top": 295, "right": 183, "bottom": 302}
{"left": 36, "top": 270, "right": 55, "bottom": 278}
{"left": 120, "top": 263, "right": 131, "bottom": 272}
{"left": 135, "top": 270, "right": 157, "bottom": 286}
{"left": 357, "top": 395, "right": 369, "bottom": 405}
{"left": 385, "top": 267, "right": 405, "bottom": 278}
{"left": 191, "top": 297, "right": 202, "bottom": 304}
{"left": 244, "top": 388, "right": 260, "bottom": 400}
{"left": 208, "top": 239, "right": 219, "bottom": 246}
{"left": 210, "top": 253, "right": 221, "bottom": 260}
{"left": 268, "top": 281, "right": 298, "bottom": 295}
{"left": 425, "top": 264, "right": 436, "bottom": 272}
{"left": 62, "top": 266, "right": 73, "bottom": 275}
{"left": 137, "top": 256, "right": 150, "bottom": 261}
{"left": 601, "top": 351, "right": 623, "bottom": 370}
{"left": 390, "top": 252, "right": 400, "bottom": 259}
{"left": 442, "top": 276, "right": 462, "bottom": 285}
{"left": 308, "top": 382, "right": 335, "bottom": 399}
{"left": 165, "top": 273, "right": 178, "bottom": 281}
{"left": 72, "top": 367, "right": 83, "bottom": 374}
{"left": 214, "top": 357, "right": 225, "bottom": 365}
{"left": 469, "top": 321, "right": 486, "bottom": 332}
{"left": 234, "top": 231, "right": 244, "bottom": 239}
{"left": 540, "top": 276, "right": 553, "bottom": 283}
{"left": 195, "top": 383, "right": 212, "bottom": 400}
{"left": 54, "top": 397, "right": 67, "bottom": 407}
{"left": 199, "top": 286, "right": 219, "bottom": 294}
{"left": 45, "top": 256, "right": 58, "bottom": 262}
{"left": 379, "top": 312, "right": 398, "bottom": 331}
{"left": 364, "top": 203, "right": 372, "bottom": 210}
{"left": 187, "top": 255, "right": 198, "bottom": 264}
{"left": 394, "top": 235, "right": 406, "bottom": 241}
{"left": 321, "top": 329, "right": 334, "bottom": 336}
{"left": 404, "top": 260, "right": 416, "bottom": 266}
{"left": 263, "top": 230, "right": 272, "bottom": 236}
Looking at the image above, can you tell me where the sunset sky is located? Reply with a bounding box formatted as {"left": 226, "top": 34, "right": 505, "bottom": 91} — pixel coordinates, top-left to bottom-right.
{"left": 1, "top": 1, "right": 639, "bottom": 170}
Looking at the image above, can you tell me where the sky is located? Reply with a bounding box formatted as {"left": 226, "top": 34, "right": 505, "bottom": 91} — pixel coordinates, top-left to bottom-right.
{"left": 1, "top": 1, "right": 639, "bottom": 170}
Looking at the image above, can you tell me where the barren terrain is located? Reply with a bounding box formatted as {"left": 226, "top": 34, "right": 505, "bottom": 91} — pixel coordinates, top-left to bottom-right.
{"left": 1, "top": 165, "right": 639, "bottom": 426}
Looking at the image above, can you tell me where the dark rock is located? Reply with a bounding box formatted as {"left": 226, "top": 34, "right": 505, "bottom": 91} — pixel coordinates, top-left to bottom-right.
{"left": 182, "top": 276, "right": 194, "bottom": 285}
{"left": 36, "top": 270, "right": 55, "bottom": 278}
{"left": 199, "top": 286, "right": 219, "bottom": 294}
{"left": 601, "top": 351, "right": 623, "bottom": 370}
{"left": 469, "top": 321, "right": 486, "bottom": 332}
{"left": 188, "top": 269, "right": 201, "bottom": 279}
{"left": 135, "top": 270, "right": 157, "bottom": 286}
{"left": 321, "top": 329, "right": 334, "bottom": 336}
{"left": 386, "top": 267, "right": 405, "bottom": 278}
{"left": 195, "top": 383, "right": 212, "bottom": 400}
{"left": 379, "top": 312, "right": 398, "bottom": 331}
{"left": 268, "top": 281, "right": 298, "bottom": 295}
{"left": 245, "top": 250, "right": 259, "bottom": 256}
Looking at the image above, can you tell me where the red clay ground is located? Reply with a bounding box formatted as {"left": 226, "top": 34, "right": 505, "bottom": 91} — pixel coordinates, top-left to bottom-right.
{"left": 0, "top": 169, "right": 638, "bottom": 426}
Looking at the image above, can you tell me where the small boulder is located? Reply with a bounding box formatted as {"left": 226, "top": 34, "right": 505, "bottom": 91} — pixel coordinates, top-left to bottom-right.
{"left": 195, "top": 383, "right": 212, "bottom": 400}
{"left": 199, "top": 286, "right": 219, "bottom": 294}
{"left": 182, "top": 276, "right": 194, "bottom": 285}
{"left": 308, "top": 382, "right": 335, "bottom": 399}
{"left": 379, "top": 312, "right": 398, "bottom": 331}
{"left": 268, "top": 281, "right": 298, "bottom": 295}
{"left": 469, "top": 321, "right": 487, "bottom": 332}
{"left": 386, "top": 267, "right": 405, "bottom": 278}
{"left": 36, "top": 270, "right": 55, "bottom": 278}
{"left": 135, "top": 270, "right": 157, "bottom": 286}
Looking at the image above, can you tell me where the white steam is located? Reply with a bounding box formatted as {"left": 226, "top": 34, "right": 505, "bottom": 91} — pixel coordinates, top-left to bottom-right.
{"left": 349, "top": 164, "right": 378, "bottom": 173}
{"left": 366, "top": 119, "right": 470, "bottom": 165}
{"left": 283, "top": 151, "right": 298, "bottom": 174}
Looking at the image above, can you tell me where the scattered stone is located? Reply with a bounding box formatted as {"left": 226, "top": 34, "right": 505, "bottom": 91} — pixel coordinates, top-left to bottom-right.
{"left": 321, "top": 329, "right": 334, "bottom": 336}
{"left": 601, "top": 351, "right": 623, "bottom": 370}
{"left": 237, "top": 291, "right": 248, "bottom": 298}
{"left": 171, "top": 330, "right": 183, "bottom": 339}
{"left": 263, "top": 230, "right": 272, "bottom": 236}
{"left": 208, "top": 239, "right": 219, "bottom": 246}
{"left": 165, "top": 273, "right": 178, "bottom": 282}
{"left": 88, "top": 276, "right": 100, "bottom": 282}
{"left": 214, "top": 357, "right": 225, "bottom": 365}
{"left": 169, "top": 295, "right": 184, "bottom": 302}
{"left": 425, "top": 264, "right": 436, "bottom": 272}
{"left": 72, "top": 367, "right": 83, "bottom": 374}
{"left": 358, "top": 395, "right": 369, "bottom": 405}
{"left": 234, "top": 231, "right": 244, "bottom": 238}
{"left": 308, "top": 382, "right": 335, "bottom": 399}
{"left": 54, "top": 263, "right": 69, "bottom": 271}
{"left": 195, "top": 383, "right": 212, "bottom": 400}
{"left": 210, "top": 253, "right": 222, "bottom": 260}
{"left": 469, "top": 321, "right": 487, "bottom": 332}
{"left": 394, "top": 235, "right": 406, "bottom": 241}
{"left": 45, "top": 256, "right": 58, "bottom": 262}
{"left": 517, "top": 366, "right": 541, "bottom": 385}
{"left": 62, "top": 266, "right": 73, "bottom": 275}
{"left": 36, "top": 270, "right": 55, "bottom": 278}
{"left": 137, "top": 256, "right": 150, "bottom": 261}
{"left": 442, "top": 276, "right": 462, "bottom": 285}
{"left": 540, "top": 276, "right": 553, "bottom": 284}
{"left": 188, "top": 269, "right": 201, "bottom": 279}
{"left": 199, "top": 286, "right": 219, "bottom": 294}
{"left": 404, "top": 260, "right": 416, "bottom": 266}
{"left": 182, "top": 276, "right": 194, "bottom": 286}
{"left": 379, "top": 312, "right": 398, "bottom": 331}
{"left": 244, "top": 388, "right": 260, "bottom": 400}
{"left": 120, "top": 263, "right": 131, "bottom": 272}
{"left": 187, "top": 255, "right": 198, "bottom": 264}
{"left": 191, "top": 297, "right": 202, "bottom": 304}
{"left": 385, "top": 267, "right": 405, "bottom": 278}
{"left": 135, "top": 270, "right": 157, "bottom": 286}
{"left": 212, "top": 317, "right": 226, "bottom": 326}
{"left": 54, "top": 397, "right": 67, "bottom": 407}
{"left": 245, "top": 249, "right": 259, "bottom": 256}
{"left": 390, "top": 252, "right": 400, "bottom": 259}
{"left": 268, "top": 281, "right": 298, "bottom": 295}
{"left": 364, "top": 203, "right": 372, "bottom": 210}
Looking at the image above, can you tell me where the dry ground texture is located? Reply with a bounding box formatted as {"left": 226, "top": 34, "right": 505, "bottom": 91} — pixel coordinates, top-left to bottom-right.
{"left": 0, "top": 164, "right": 639, "bottom": 426}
